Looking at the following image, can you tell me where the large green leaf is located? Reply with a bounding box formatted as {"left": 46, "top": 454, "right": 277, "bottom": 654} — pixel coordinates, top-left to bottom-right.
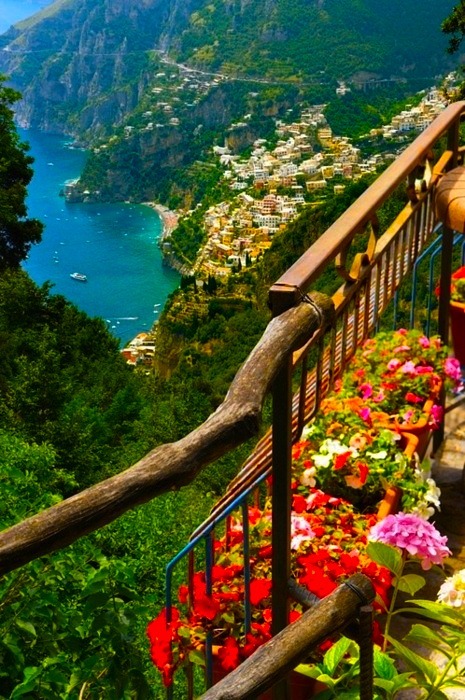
{"left": 407, "top": 600, "right": 463, "bottom": 625}
{"left": 366, "top": 541, "right": 403, "bottom": 576}
{"left": 15, "top": 619, "right": 37, "bottom": 638}
{"left": 373, "top": 647, "right": 397, "bottom": 680}
{"left": 387, "top": 637, "right": 439, "bottom": 684}
{"left": 405, "top": 624, "right": 451, "bottom": 656}
{"left": 397, "top": 573, "right": 426, "bottom": 595}
{"left": 323, "top": 636, "right": 355, "bottom": 675}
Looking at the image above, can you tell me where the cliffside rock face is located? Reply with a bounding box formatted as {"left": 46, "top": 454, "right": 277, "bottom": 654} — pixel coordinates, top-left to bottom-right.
{"left": 0, "top": 0, "right": 455, "bottom": 139}
{"left": 0, "top": 0, "right": 202, "bottom": 136}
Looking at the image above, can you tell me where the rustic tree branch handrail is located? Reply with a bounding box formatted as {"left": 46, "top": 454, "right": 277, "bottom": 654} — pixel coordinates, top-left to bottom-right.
{"left": 200, "top": 573, "right": 375, "bottom": 700}
{"left": 0, "top": 292, "right": 334, "bottom": 576}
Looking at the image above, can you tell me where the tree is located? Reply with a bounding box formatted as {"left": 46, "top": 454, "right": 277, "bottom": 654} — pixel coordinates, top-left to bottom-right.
{"left": 0, "top": 76, "right": 42, "bottom": 270}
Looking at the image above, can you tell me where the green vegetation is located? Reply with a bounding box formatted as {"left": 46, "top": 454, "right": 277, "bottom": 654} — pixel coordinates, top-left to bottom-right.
{"left": 0, "top": 77, "right": 43, "bottom": 269}
{"left": 324, "top": 85, "right": 425, "bottom": 139}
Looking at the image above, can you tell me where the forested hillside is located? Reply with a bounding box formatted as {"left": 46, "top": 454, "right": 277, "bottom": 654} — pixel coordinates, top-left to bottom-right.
{"left": 0, "top": 0, "right": 456, "bottom": 205}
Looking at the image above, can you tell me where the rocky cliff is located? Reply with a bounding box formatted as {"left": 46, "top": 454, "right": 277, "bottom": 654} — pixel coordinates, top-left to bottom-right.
{"left": 0, "top": 0, "right": 456, "bottom": 204}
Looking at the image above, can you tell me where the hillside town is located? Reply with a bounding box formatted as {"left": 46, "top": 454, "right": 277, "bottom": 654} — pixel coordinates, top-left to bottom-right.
{"left": 163, "top": 83, "right": 449, "bottom": 279}
{"left": 124, "top": 78, "right": 453, "bottom": 365}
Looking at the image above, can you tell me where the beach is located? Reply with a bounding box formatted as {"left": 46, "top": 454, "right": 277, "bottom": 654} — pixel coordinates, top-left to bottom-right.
{"left": 143, "top": 203, "right": 179, "bottom": 239}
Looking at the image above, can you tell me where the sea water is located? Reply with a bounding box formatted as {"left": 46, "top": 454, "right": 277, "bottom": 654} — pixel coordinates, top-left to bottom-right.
{"left": 21, "top": 128, "right": 179, "bottom": 346}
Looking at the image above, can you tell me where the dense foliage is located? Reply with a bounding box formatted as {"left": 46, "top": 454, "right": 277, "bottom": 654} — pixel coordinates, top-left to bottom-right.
{"left": 324, "top": 86, "right": 424, "bottom": 140}
{"left": 0, "top": 77, "right": 42, "bottom": 270}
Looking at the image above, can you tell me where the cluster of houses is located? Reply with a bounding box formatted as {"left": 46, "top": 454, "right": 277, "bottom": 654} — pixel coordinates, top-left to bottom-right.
{"left": 121, "top": 75, "right": 453, "bottom": 364}
{"left": 188, "top": 85, "right": 448, "bottom": 278}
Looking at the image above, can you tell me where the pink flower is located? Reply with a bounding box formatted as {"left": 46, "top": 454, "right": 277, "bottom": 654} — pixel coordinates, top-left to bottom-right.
{"left": 431, "top": 403, "right": 443, "bottom": 428}
{"left": 359, "top": 382, "right": 373, "bottom": 399}
{"left": 358, "top": 407, "right": 371, "bottom": 424}
{"left": 387, "top": 359, "right": 402, "bottom": 371}
{"left": 394, "top": 345, "right": 411, "bottom": 354}
{"left": 445, "top": 356, "right": 462, "bottom": 382}
{"left": 400, "top": 361, "right": 416, "bottom": 374}
{"left": 372, "top": 390, "right": 385, "bottom": 403}
{"left": 414, "top": 365, "right": 434, "bottom": 375}
{"left": 419, "top": 336, "right": 430, "bottom": 348}
{"left": 401, "top": 409, "right": 414, "bottom": 423}
{"left": 290, "top": 514, "right": 315, "bottom": 550}
{"left": 396, "top": 328, "right": 408, "bottom": 336}
{"left": 369, "top": 513, "right": 451, "bottom": 570}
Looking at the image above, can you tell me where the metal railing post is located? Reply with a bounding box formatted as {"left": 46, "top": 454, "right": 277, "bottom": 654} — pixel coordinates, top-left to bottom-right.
{"left": 435, "top": 223, "right": 454, "bottom": 453}
{"left": 271, "top": 355, "right": 293, "bottom": 700}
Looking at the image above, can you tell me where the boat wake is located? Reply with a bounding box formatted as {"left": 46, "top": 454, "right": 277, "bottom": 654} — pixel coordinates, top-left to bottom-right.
{"left": 112, "top": 317, "right": 139, "bottom": 321}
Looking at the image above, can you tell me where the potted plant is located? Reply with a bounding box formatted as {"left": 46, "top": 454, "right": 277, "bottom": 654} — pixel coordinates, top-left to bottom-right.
{"left": 334, "top": 329, "right": 462, "bottom": 454}
{"left": 147, "top": 493, "right": 394, "bottom": 693}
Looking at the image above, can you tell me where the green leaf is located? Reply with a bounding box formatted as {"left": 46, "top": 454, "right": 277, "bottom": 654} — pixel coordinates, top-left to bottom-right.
{"left": 312, "top": 673, "right": 335, "bottom": 688}
{"left": 373, "top": 647, "right": 397, "bottom": 680}
{"left": 323, "top": 636, "right": 355, "bottom": 675}
{"left": 15, "top": 619, "right": 37, "bottom": 638}
{"left": 294, "top": 663, "right": 322, "bottom": 680}
{"left": 405, "top": 624, "right": 451, "bottom": 656}
{"left": 373, "top": 678, "right": 394, "bottom": 691}
{"left": 397, "top": 574, "right": 426, "bottom": 595}
{"left": 188, "top": 649, "right": 206, "bottom": 666}
{"left": 406, "top": 599, "right": 463, "bottom": 626}
{"left": 366, "top": 541, "right": 403, "bottom": 576}
{"left": 387, "top": 637, "right": 439, "bottom": 683}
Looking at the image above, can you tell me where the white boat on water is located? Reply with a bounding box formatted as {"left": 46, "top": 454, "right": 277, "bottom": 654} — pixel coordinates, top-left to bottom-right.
{"left": 70, "top": 272, "right": 87, "bottom": 282}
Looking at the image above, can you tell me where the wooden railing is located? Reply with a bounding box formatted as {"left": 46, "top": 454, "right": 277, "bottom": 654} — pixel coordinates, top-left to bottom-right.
{"left": 1, "top": 100, "right": 465, "bottom": 698}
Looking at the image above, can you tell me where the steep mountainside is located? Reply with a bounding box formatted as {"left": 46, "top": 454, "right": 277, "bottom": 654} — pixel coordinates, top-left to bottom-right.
{"left": 0, "top": 0, "right": 203, "bottom": 135}
{"left": 0, "top": 0, "right": 455, "bottom": 137}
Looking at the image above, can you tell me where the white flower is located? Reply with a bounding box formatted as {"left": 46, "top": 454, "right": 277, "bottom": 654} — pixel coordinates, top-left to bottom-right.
{"left": 290, "top": 514, "right": 315, "bottom": 550}
{"left": 425, "top": 478, "right": 441, "bottom": 510}
{"left": 366, "top": 450, "right": 388, "bottom": 460}
{"left": 300, "top": 466, "right": 316, "bottom": 487}
{"left": 438, "top": 570, "right": 465, "bottom": 607}
{"left": 301, "top": 424, "right": 316, "bottom": 439}
{"left": 313, "top": 453, "right": 332, "bottom": 469}
{"left": 409, "top": 501, "right": 435, "bottom": 520}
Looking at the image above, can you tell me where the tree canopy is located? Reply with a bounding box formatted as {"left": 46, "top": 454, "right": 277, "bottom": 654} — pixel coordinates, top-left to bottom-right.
{"left": 0, "top": 76, "right": 42, "bottom": 270}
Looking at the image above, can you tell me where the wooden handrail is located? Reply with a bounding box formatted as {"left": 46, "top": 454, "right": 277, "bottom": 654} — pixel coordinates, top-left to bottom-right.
{"left": 0, "top": 292, "right": 334, "bottom": 576}
{"left": 200, "top": 573, "right": 375, "bottom": 700}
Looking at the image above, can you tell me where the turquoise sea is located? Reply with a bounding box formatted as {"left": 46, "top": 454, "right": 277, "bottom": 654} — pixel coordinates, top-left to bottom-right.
{"left": 21, "top": 128, "right": 179, "bottom": 345}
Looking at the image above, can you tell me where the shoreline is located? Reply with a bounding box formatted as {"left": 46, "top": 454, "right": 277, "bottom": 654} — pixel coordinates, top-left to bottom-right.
{"left": 142, "top": 202, "right": 179, "bottom": 239}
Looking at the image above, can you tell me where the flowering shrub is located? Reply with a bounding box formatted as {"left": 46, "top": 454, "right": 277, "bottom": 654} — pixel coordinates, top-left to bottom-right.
{"left": 147, "top": 493, "right": 392, "bottom": 686}
{"left": 292, "top": 408, "right": 438, "bottom": 514}
{"left": 148, "top": 329, "right": 459, "bottom": 691}
{"left": 336, "top": 329, "right": 462, "bottom": 426}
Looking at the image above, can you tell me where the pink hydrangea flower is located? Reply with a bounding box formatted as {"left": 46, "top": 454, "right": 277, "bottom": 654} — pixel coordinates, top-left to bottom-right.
{"left": 369, "top": 513, "right": 451, "bottom": 570}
